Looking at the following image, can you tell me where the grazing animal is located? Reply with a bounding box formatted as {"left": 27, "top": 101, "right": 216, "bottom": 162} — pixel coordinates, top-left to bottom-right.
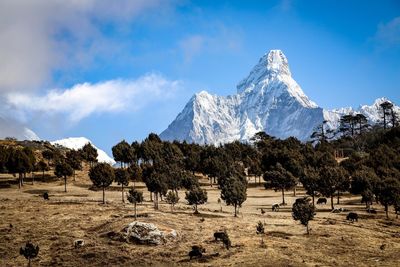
{"left": 189, "top": 245, "right": 205, "bottom": 260}
{"left": 222, "top": 236, "right": 231, "bottom": 250}
{"left": 214, "top": 231, "right": 227, "bottom": 241}
{"left": 260, "top": 208, "right": 266, "bottom": 215}
{"left": 367, "top": 208, "right": 377, "bottom": 214}
{"left": 346, "top": 212, "right": 358, "bottom": 222}
{"left": 272, "top": 204, "right": 280, "bottom": 212}
{"left": 43, "top": 192, "right": 49, "bottom": 200}
{"left": 317, "top": 198, "right": 327, "bottom": 205}
{"left": 74, "top": 239, "right": 85, "bottom": 248}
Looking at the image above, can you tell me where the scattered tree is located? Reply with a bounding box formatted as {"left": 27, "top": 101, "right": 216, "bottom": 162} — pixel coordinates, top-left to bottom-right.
{"left": 185, "top": 187, "right": 207, "bottom": 214}
{"left": 263, "top": 163, "right": 296, "bottom": 205}
{"left": 220, "top": 176, "right": 247, "bottom": 217}
{"left": 165, "top": 190, "right": 180, "bottom": 212}
{"left": 89, "top": 163, "right": 115, "bottom": 204}
{"left": 54, "top": 161, "right": 73, "bottom": 192}
{"left": 127, "top": 188, "right": 144, "bottom": 220}
{"left": 292, "top": 197, "right": 315, "bottom": 234}
{"left": 114, "top": 168, "right": 129, "bottom": 203}
{"left": 19, "top": 241, "right": 39, "bottom": 267}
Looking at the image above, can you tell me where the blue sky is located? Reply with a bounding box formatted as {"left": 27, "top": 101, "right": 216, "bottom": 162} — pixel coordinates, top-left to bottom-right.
{"left": 0, "top": 0, "right": 399, "bottom": 153}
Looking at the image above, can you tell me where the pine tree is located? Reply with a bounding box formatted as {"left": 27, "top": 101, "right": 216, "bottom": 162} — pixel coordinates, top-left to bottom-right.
{"left": 89, "top": 163, "right": 115, "bottom": 204}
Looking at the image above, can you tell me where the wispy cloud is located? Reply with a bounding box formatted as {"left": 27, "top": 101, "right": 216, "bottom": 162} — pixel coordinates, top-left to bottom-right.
{"left": 178, "top": 24, "right": 243, "bottom": 63}
{"left": 6, "top": 73, "right": 181, "bottom": 123}
{"left": 0, "top": 0, "right": 168, "bottom": 93}
{"left": 373, "top": 16, "right": 400, "bottom": 48}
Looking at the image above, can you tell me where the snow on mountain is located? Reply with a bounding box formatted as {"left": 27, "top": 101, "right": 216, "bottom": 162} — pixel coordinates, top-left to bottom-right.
{"left": 323, "top": 97, "right": 400, "bottom": 131}
{"left": 161, "top": 49, "right": 398, "bottom": 144}
{"left": 0, "top": 116, "right": 40, "bottom": 141}
{"left": 161, "top": 49, "right": 323, "bottom": 144}
{"left": 51, "top": 137, "right": 115, "bottom": 165}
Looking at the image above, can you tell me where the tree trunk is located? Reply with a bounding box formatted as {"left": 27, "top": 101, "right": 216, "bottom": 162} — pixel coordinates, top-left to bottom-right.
{"left": 293, "top": 186, "right": 296, "bottom": 197}
{"left": 28, "top": 258, "right": 31, "bottom": 267}
{"left": 194, "top": 204, "right": 198, "bottom": 214}
{"left": 385, "top": 204, "right": 389, "bottom": 219}
{"left": 121, "top": 184, "right": 125, "bottom": 203}
{"left": 32, "top": 173, "right": 34, "bottom": 185}
{"left": 337, "top": 191, "right": 340, "bottom": 204}
{"left": 64, "top": 176, "right": 67, "bottom": 192}
{"left": 234, "top": 204, "right": 237, "bottom": 217}
{"left": 281, "top": 189, "right": 285, "bottom": 205}
{"left": 312, "top": 193, "right": 315, "bottom": 207}
{"left": 103, "top": 186, "right": 106, "bottom": 204}
{"left": 154, "top": 193, "right": 158, "bottom": 210}
{"left": 150, "top": 192, "right": 153, "bottom": 202}
{"left": 331, "top": 195, "right": 334, "bottom": 210}
{"left": 18, "top": 173, "right": 21, "bottom": 189}
{"left": 134, "top": 202, "right": 137, "bottom": 220}
{"left": 73, "top": 170, "right": 76, "bottom": 181}
{"left": 306, "top": 223, "right": 309, "bottom": 235}
{"left": 23, "top": 173, "right": 25, "bottom": 186}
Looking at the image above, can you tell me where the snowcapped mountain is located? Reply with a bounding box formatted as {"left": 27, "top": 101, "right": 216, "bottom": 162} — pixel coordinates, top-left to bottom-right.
{"left": 51, "top": 137, "right": 115, "bottom": 165}
{"left": 161, "top": 50, "right": 398, "bottom": 144}
{"left": 161, "top": 50, "right": 324, "bottom": 144}
{"left": 323, "top": 97, "right": 400, "bottom": 131}
{"left": 0, "top": 116, "right": 40, "bottom": 141}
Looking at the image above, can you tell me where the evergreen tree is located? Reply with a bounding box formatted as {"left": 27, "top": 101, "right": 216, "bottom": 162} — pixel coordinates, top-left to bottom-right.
{"left": 292, "top": 197, "right": 315, "bottom": 234}
{"left": 54, "top": 160, "right": 73, "bottom": 192}
{"left": 165, "top": 190, "right": 180, "bottom": 212}
{"left": 66, "top": 150, "right": 82, "bottom": 181}
{"left": 317, "top": 166, "right": 347, "bottom": 210}
{"left": 19, "top": 241, "right": 39, "bottom": 267}
{"left": 114, "top": 168, "right": 129, "bottom": 203}
{"left": 220, "top": 176, "right": 247, "bottom": 217}
{"left": 375, "top": 178, "right": 400, "bottom": 218}
{"left": 127, "top": 188, "right": 144, "bottom": 219}
{"left": 263, "top": 163, "right": 296, "bottom": 205}
{"left": 89, "top": 163, "right": 115, "bottom": 204}
{"left": 185, "top": 187, "right": 207, "bottom": 214}
{"left": 300, "top": 166, "right": 320, "bottom": 206}
{"left": 81, "top": 143, "right": 98, "bottom": 166}
{"left": 36, "top": 160, "right": 48, "bottom": 180}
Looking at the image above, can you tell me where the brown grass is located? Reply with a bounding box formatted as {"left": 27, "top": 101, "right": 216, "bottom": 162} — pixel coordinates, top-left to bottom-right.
{"left": 0, "top": 171, "right": 399, "bottom": 266}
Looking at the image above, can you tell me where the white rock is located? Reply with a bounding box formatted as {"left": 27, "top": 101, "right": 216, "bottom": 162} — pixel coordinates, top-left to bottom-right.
{"left": 124, "top": 222, "right": 177, "bottom": 245}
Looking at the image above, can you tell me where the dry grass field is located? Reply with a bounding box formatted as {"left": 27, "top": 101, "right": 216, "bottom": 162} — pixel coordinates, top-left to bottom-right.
{"left": 0, "top": 170, "right": 399, "bottom": 267}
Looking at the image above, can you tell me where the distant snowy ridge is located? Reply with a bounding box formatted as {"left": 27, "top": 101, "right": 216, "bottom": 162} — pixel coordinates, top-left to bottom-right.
{"left": 0, "top": 116, "right": 40, "bottom": 141}
{"left": 51, "top": 137, "right": 115, "bottom": 165}
{"left": 161, "top": 49, "right": 398, "bottom": 144}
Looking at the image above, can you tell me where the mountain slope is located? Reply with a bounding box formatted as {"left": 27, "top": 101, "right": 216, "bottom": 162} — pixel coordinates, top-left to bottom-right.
{"left": 0, "top": 116, "right": 40, "bottom": 141}
{"left": 161, "top": 50, "right": 398, "bottom": 144}
{"left": 161, "top": 50, "right": 324, "bottom": 144}
{"left": 51, "top": 137, "right": 115, "bottom": 165}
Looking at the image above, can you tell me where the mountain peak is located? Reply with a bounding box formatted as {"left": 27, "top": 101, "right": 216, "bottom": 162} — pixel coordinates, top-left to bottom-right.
{"left": 237, "top": 49, "right": 292, "bottom": 94}
{"left": 264, "top": 49, "right": 291, "bottom": 76}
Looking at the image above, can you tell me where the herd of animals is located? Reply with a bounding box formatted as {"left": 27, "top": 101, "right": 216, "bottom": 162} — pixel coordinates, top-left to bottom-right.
{"left": 40, "top": 192, "right": 364, "bottom": 261}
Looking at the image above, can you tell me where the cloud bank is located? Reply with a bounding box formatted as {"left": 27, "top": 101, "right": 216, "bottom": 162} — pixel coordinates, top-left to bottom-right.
{"left": 0, "top": 0, "right": 167, "bottom": 93}
{"left": 6, "top": 73, "right": 181, "bottom": 123}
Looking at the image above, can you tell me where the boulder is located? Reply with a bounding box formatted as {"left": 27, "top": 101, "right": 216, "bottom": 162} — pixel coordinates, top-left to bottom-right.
{"left": 124, "top": 222, "right": 177, "bottom": 245}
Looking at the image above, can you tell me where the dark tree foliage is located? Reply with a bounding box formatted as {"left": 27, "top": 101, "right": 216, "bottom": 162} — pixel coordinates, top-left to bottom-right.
{"left": 114, "top": 168, "right": 129, "bottom": 203}
{"left": 165, "top": 190, "right": 180, "bottom": 212}
{"left": 112, "top": 140, "right": 134, "bottom": 168}
{"left": 350, "top": 167, "right": 379, "bottom": 209}
{"left": 300, "top": 166, "right": 320, "bottom": 206}
{"left": 127, "top": 188, "right": 143, "bottom": 219}
{"left": 42, "top": 149, "right": 54, "bottom": 165}
{"left": 54, "top": 160, "right": 73, "bottom": 192}
{"left": 7, "top": 149, "right": 32, "bottom": 188}
{"left": 89, "top": 163, "right": 115, "bottom": 204}
{"left": 20, "top": 241, "right": 39, "bottom": 267}
{"left": 220, "top": 175, "right": 247, "bottom": 217}
{"left": 292, "top": 197, "right": 315, "bottom": 234}
{"left": 81, "top": 143, "right": 98, "bottom": 166}
{"left": 36, "top": 160, "right": 48, "bottom": 179}
{"left": 185, "top": 187, "right": 207, "bottom": 214}
{"left": 375, "top": 178, "right": 400, "bottom": 218}
{"left": 263, "top": 163, "right": 296, "bottom": 205}
{"left": 127, "top": 163, "right": 142, "bottom": 187}
{"left": 317, "top": 166, "right": 347, "bottom": 210}
{"left": 66, "top": 150, "right": 82, "bottom": 180}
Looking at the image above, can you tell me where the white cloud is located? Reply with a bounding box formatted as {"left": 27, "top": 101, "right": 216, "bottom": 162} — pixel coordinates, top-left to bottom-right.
{"left": 373, "top": 16, "right": 400, "bottom": 48}
{"left": 6, "top": 73, "right": 181, "bottom": 123}
{"left": 0, "top": 0, "right": 167, "bottom": 93}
